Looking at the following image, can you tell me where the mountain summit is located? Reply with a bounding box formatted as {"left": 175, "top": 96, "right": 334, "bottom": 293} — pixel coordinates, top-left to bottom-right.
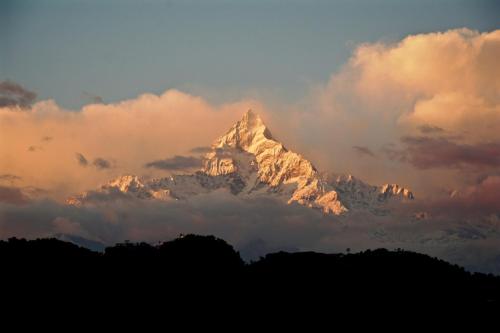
{"left": 68, "top": 110, "right": 413, "bottom": 215}
{"left": 212, "top": 109, "right": 274, "bottom": 150}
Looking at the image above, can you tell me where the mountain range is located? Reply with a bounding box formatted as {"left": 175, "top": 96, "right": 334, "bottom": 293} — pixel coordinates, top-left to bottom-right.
{"left": 67, "top": 110, "right": 414, "bottom": 216}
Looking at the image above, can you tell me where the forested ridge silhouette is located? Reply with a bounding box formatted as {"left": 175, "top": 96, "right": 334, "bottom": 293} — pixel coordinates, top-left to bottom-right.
{"left": 1, "top": 235, "right": 499, "bottom": 307}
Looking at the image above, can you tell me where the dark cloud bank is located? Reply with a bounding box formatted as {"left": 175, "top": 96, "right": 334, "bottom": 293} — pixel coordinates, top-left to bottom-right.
{"left": 384, "top": 136, "right": 500, "bottom": 170}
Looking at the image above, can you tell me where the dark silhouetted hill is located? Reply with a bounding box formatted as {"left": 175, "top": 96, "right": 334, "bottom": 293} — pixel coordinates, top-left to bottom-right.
{"left": 1, "top": 235, "right": 499, "bottom": 307}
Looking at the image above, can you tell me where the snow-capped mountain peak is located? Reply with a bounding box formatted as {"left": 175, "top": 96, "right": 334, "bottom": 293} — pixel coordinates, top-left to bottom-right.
{"left": 68, "top": 110, "right": 414, "bottom": 216}
{"left": 212, "top": 109, "right": 275, "bottom": 153}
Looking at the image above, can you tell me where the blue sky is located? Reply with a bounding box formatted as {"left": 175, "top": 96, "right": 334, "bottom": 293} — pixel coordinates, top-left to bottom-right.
{"left": 1, "top": 0, "right": 498, "bottom": 109}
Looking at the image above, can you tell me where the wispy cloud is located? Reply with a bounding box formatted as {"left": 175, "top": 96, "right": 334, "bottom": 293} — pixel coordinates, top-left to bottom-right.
{"left": 418, "top": 125, "right": 444, "bottom": 134}
{"left": 27, "top": 145, "right": 42, "bottom": 152}
{"left": 189, "top": 146, "right": 212, "bottom": 154}
{"left": 352, "top": 146, "right": 376, "bottom": 158}
{"left": 75, "top": 153, "right": 89, "bottom": 167}
{"left": 82, "top": 91, "right": 104, "bottom": 104}
{"left": 93, "top": 158, "right": 111, "bottom": 170}
{"left": 145, "top": 155, "right": 202, "bottom": 171}
{"left": 0, "top": 80, "right": 37, "bottom": 109}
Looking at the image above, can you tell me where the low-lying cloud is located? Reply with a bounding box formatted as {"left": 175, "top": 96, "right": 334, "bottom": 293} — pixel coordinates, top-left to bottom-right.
{"left": 1, "top": 191, "right": 499, "bottom": 274}
{"left": 420, "top": 176, "right": 500, "bottom": 217}
{"left": 0, "top": 174, "right": 22, "bottom": 184}
{"left": 0, "top": 186, "right": 30, "bottom": 205}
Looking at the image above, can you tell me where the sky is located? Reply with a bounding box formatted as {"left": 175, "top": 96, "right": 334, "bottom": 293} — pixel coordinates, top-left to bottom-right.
{"left": 1, "top": 0, "right": 498, "bottom": 108}
{"left": 1, "top": 1, "right": 500, "bottom": 273}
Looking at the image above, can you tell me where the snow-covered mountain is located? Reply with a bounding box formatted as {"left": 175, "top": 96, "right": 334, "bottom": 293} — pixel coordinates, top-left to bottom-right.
{"left": 67, "top": 110, "right": 413, "bottom": 215}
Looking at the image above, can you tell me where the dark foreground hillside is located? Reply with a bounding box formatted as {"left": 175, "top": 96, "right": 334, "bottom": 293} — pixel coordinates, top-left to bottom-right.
{"left": 1, "top": 235, "right": 499, "bottom": 308}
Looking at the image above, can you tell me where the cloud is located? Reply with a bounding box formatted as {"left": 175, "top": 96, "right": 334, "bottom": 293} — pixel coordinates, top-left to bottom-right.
{"left": 75, "top": 153, "right": 89, "bottom": 167}
{"left": 419, "top": 176, "right": 500, "bottom": 217}
{"left": 289, "top": 28, "right": 500, "bottom": 195}
{"left": 145, "top": 155, "right": 202, "bottom": 171}
{"left": 0, "top": 186, "right": 30, "bottom": 205}
{"left": 82, "top": 92, "right": 104, "bottom": 104}
{"left": 190, "top": 146, "right": 212, "bottom": 154}
{"left": 93, "top": 158, "right": 111, "bottom": 170}
{"left": 1, "top": 191, "right": 500, "bottom": 274}
{"left": 0, "top": 174, "right": 22, "bottom": 184}
{"left": 0, "top": 80, "right": 37, "bottom": 109}
{"left": 418, "top": 125, "right": 444, "bottom": 134}
{"left": 395, "top": 136, "right": 500, "bottom": 170}
{"left": 319, "top": 28, "right": 500, "bottom": 141}
{"left": 2, "top": 28, "right": 497, "bottom": 200}
{"left": 0, "top": 90, "right": 263, "bottom": 199}
{"left": 339, "top": 28, "right": 500, "bottom": 143}
{"left": 76, "top": 154, "right": 111, "bottom": 170}
{"left": 352, "top": 146, "right": 375, "bottom": 158}
{"left": 27, "top": 145, "right": 42, "bottom": 152}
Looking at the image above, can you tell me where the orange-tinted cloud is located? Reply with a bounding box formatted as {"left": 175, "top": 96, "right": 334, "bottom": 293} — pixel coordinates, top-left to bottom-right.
{"left": 1, "top": 28, "right": 498, "bottom": 200}
{"left": 298, "top": 28, "right": 500, "bottom": 193}
{"left": 0, "top": 90, "right": 265, "bottom": 199}
{"left": 323, "top": 28, "right": 500, "bottom": 143}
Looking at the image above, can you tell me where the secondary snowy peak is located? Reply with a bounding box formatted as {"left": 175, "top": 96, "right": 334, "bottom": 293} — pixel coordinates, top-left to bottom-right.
{"left": 379, "top": 184, "right": 414, "bottom": 200}
{"left": 66, "top": 175, "right": 175, "bottom": 205}
{"left": 107, "top": 175, "right": 145, "bottom": 192}
{"left": 68, "top": 110, "right": 414, "bottom": 216}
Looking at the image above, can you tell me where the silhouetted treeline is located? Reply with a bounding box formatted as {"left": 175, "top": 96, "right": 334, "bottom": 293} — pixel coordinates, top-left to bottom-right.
{"left": 1, "top": 235, "right": 499, "bottom": 307}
